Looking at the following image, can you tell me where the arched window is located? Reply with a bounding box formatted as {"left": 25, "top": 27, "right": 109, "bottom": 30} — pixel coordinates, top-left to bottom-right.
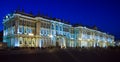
{"left": 19, "top": 37, "right": 23, "bottom": 45}
{"left": 20, "top": 41, "right": 22, "bottom": 44}
{"left": 56, "top": 25, "right": 58, "bottom": 30}
{"left": 19, "top": 26, "right": 22, "bottom": 33}
{"left": 22, "top": 26, "right": 24, "bottom": 34}
{"left": 52, "top": 24, "right": 54, "bottom": 29}
{"left": 27, "top": 27, "right": 30, "bottom": 34}
{"left": 60, "top": 26, "right": 62, "bottom": 31}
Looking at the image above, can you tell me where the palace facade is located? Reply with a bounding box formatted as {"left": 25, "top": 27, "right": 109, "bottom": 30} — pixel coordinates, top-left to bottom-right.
{"left": 3, "top": 11, "right": 114, "bottom": 48}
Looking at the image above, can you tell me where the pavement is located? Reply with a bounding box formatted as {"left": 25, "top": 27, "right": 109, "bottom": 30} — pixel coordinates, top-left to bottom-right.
{"left": 0, "top": 47, "right": 120, "bottom": 62}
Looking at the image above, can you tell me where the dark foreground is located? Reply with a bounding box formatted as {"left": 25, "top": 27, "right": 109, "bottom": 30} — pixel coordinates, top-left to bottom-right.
{"left": 0, "top": 47, "right": 120, "bottom": 62}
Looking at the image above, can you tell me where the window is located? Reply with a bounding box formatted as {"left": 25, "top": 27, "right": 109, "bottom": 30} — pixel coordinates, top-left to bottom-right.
{"left": 22, "top": 26, "right": 24, "bottom": 34}
{"left": 44, "top": 23, "right": 46, "bottom": 28}
{"left": 60, "top": 26, "right": 62, "bottom": 31}
{"left": 41, "top": 29, "right": 44, "bottom": 35}
{"left": 52, "top": 24, "right": 54, "bottom": 29}
{"left": 24, "top": 27, "right": 26, "bottom": 34}
{"left": 56, "top": 25, "right": 58, "bottom": 30}
{"left": 20, "top": 41, "right": 22, "bottom": 44}
{"left": 40, "top": 30, "right": 43, "bottom": 35}
{"left": 29, "top": 28, "right": 32, "bottom": 33}
{"left": 12, "top": 27, "right": 15, "bottom": 34}
{"left": 41, "top": 23, "right": 43, "bottom": 27}
{"left": 11, "top": 27, "right": 14, "bottom": 34}
{"left": 47, "top": 30, "right": 49, "bottom": 35}
{"left": 27, "top": 28, "right": 30, "bottom": 33}
{"left": 45, "top": 30, "right": 47, "bottom": 36}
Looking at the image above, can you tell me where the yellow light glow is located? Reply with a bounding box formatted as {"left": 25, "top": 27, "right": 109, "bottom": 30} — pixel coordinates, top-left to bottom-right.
{"left": 49, "top": 35, "right": 53, "bottom": 38}
{"left": 78, "top": 38, "right": 81, "bottom": 40}
{"left": 29, "top": 33, "right": 34, "bottom": 36}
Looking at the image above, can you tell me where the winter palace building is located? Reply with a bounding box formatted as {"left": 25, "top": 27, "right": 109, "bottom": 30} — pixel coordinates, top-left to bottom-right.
{"left": 3, "top": 11, "right": 114, "bottom": 48}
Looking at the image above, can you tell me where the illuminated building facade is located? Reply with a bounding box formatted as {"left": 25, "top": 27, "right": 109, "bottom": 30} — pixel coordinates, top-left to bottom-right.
{"left": 3, "top": 11, "right": 115, "bottom": 48}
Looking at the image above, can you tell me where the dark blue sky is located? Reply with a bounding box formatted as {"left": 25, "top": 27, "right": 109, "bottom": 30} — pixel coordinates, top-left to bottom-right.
{"left": 0, "top": 0, "right": 120, "bottom": 39}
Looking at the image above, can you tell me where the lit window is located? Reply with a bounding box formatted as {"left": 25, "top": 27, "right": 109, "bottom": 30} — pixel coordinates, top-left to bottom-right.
{"left": 52, "top": 24, "right": 54, "bottom": 29}
{"left": 22, "top": 26, "right": 24, "bottom": 34}
{"left": 41, "top": 30, "right": 43, "bottom": 35}
{"left": 13, "top": 27, "right": 15, "bottom": 34}
{"left": 30, "top": 28, "right": 32, "bottom": 33}
{"left": 60, "top": 26, "right": 62, "bottom": 31}
{"left": 56, "top": 25, "right": 58, "bottom": 30}
{"left": 19, "top": 27, "right": 22, "bottom": 32}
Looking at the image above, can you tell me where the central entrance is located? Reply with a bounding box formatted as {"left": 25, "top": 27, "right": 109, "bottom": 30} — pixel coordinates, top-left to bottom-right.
{"left": 56, "top": 36, "right": 66, "bottom": 48}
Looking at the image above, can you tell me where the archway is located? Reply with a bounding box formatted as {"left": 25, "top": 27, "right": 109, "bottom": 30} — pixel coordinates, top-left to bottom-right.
{"left": 56, "top": 36, "right": 66, "bottom": 48}
{"left": 19, "top": 37, "right": 23, "bottom": 47}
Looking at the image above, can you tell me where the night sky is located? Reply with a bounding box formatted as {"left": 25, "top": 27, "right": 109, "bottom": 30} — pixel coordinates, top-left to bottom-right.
{"left": 0, "top": 0, "right": 120, "bottom": 39}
